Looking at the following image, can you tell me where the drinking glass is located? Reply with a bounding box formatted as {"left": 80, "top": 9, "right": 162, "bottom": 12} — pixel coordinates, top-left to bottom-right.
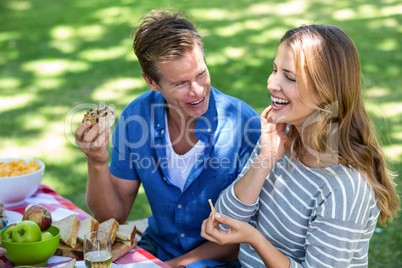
{"left": 84, "top": 231, "right": 112, "bottom": 268}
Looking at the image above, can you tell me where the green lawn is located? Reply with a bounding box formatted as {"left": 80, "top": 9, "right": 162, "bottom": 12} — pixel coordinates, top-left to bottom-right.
{"left": 1, "top": 0, "right": 401, "bottom": 266}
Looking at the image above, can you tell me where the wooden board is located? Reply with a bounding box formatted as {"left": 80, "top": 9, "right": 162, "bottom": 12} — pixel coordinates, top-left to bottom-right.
{"left": 54, "top": 239, "right": 137, "bottom": 261}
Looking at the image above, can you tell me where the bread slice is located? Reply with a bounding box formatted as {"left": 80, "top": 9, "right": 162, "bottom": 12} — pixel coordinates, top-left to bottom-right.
{"left": 52, "top": 214, "right": 79, "bottom": 248}
{"left": 62, "top": 258, "right": 76, "bottom": 268}
{"left": 98, "top": 218, "right": 119, "bottom": 244}
{"left": 77, "top": 216, "right": 99, "bottom": 242}
{"left": 116, "top": 224, "right": 136, "bottom": 241}
{"left": 116, "top": 237, "right": 137, "bottom": 247}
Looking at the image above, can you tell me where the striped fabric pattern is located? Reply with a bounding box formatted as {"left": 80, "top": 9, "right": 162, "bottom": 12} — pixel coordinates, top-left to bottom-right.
{"left": 216, "top": 144, "right": 380, "bottom": 268}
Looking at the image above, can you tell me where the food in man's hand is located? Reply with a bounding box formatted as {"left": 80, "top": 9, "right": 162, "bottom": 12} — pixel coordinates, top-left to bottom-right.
{"left": 12, "top": 220, "right": 42, "bottom": 243}
{"left": 82, "top": 105, "right": 116, "bottom": 134}
{"left": 0, "top": 159, "right": 40, "bottom": 177}
{"left": 208, "top": 199, "right": 216, "bottom": 220}
{"left": 22, "top": 204, "right": 52, "bottom": 231}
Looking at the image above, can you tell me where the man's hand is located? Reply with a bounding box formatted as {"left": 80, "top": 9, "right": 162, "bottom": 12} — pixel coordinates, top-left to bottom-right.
{"left": 0, "top": 247, "right": 6, "bottom": 268}
{"left": 75, "top": 121, "right": 111, "bottom": 164}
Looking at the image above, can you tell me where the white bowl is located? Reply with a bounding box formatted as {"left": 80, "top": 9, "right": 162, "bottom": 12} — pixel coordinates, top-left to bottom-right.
{"left": 0, "top": 157, "right": 45, "bottom": 207}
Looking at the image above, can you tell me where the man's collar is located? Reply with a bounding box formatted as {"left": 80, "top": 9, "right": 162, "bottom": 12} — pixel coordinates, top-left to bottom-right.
{"left": 153, "top": 93, "right": 166, "bottom": 132}
{"left": 194, "top": 87, "right": 217, "bottom": 141}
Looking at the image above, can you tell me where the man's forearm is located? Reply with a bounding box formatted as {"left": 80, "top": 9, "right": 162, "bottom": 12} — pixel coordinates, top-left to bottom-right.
{"left": 86, "top": 160, "right": 126, "bottom": 223}
{"left": 165, "top": 242, "right": 239, "bottom": 267}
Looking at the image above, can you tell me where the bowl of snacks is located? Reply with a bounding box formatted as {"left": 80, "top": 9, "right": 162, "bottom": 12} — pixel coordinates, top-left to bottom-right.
{"left": 1, "top": 220, "right": 60, "bottom": 267}
{"left": 0, "top": 158, "right": 45, "bottom": 207}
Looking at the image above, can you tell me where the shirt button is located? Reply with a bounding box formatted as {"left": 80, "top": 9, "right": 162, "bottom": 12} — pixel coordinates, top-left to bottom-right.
{"left": 157, "top": 124, "right": 160, "bottom": 127}
{"left": 181, "top": 233, "right": 185, "bottom": 238}
{"left": 163, "top": 177, "right": 167, "bottom": 181}
{"left": 177, "top": 204, "right": 182, "bottom": 209}
{"left": 161, "top": 129, "right": 165, "bottom": 135}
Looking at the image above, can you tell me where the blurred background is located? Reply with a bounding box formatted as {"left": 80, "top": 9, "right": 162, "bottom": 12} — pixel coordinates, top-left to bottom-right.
{"left": 0, "top": 0, "right": 400, "bottom": 266}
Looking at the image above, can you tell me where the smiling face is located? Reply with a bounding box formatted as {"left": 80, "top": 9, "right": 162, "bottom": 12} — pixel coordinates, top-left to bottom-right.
{"left": 268, "top": 42, "right": 316, "bottom": 131}
{"left": 143, "top": 45, "right": 211, "bottom": 124}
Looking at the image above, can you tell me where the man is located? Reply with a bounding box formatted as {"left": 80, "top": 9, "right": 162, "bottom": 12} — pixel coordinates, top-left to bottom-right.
{"left": 75, "top": 8, "right": 260, "bottom": 267}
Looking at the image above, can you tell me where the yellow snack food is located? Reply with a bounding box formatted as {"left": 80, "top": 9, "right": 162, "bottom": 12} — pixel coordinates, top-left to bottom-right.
{"left": 0, "top": 159, "right": 40, "bottom": 177}
{"left": 208, "top": 199, "right": 216, "bottom": 220}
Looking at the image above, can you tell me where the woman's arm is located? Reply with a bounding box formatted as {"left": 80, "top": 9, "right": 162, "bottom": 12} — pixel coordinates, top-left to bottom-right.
{"left": 234, "top": 106, "right": 289, "bottom": 204}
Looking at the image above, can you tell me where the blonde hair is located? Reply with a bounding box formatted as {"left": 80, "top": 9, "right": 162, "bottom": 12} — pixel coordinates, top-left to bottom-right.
{"left": 281, "top": 25, "right": 399, "bottom": 225}
{"left": 133, "top": 8, "right": 203, "bottom": 84}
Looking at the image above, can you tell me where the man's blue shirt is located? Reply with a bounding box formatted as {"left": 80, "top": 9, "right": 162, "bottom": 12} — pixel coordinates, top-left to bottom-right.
{"left": 110, "top": 86, "right": 260, "bottom": 260}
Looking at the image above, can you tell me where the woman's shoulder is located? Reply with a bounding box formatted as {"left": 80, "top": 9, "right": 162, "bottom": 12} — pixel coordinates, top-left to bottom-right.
{"left": 321, "top": 165, "right": 369, "bottom": 194}
{"left": 280, "top": 157, "right": 374, "bottom": 202}
{"left": 284, "top": 156, "right": 361, "bottom": 185}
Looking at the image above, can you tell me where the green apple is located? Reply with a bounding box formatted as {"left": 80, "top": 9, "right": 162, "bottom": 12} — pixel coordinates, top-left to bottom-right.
{"left": 41, "top": 231, "right": 54, "bottom": 241}
{"left": 12, "top": 220, "right": 42, "bottom": 243}
{"left": 2, "top": 225, "right": 15, "bottom": 242}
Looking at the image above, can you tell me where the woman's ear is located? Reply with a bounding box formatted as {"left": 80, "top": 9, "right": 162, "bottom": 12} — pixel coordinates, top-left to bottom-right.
{"left": 141, "top": 72, "right": 160, "bottom": 92}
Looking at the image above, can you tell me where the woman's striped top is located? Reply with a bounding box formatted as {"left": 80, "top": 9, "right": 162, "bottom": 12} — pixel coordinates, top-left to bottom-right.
{"left": 216, "top": 143, "right": 380, "bottom": 267}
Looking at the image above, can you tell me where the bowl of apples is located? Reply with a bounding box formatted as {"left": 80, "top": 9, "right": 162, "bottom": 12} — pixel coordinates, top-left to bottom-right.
{"left": 0, "top": 205, "right": 60, "bottom": 267}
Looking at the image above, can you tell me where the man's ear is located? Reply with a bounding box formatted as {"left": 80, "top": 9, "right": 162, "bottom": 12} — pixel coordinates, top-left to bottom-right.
{"left": 141, "top": 72, "right": 160, "bottom": 92}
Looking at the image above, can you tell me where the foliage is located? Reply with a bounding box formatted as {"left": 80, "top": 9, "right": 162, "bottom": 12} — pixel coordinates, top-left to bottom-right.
{"left": 0, "top": 0, "right": 400, "bottom": 266}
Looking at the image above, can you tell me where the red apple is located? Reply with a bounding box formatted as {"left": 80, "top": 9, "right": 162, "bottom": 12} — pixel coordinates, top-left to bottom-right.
{"left": 22, "top": 204, "right": 52, "bottom": 231}
{"left": 24, "top": 204, "right": 33, "bottom": 213}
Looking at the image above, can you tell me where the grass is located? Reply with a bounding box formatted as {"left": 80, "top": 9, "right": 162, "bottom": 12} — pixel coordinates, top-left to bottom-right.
{"left": 0, "top": 0, "right": 401, "bottom": 266}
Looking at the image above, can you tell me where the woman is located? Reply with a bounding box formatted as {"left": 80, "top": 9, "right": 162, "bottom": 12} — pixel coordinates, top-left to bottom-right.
{"left": 201, "top": 25, "right": 399, "bottom": 267}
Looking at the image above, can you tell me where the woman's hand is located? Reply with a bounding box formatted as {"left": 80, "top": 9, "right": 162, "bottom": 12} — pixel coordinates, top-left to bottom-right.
{"left": 259, "top": 106, "right": 289, "bottom": 163}
{"left": 201, "top": 213, "right": 291, "bottom": 268}
{"left": 201, "top": 213, "right": 258, "bottom": 246}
